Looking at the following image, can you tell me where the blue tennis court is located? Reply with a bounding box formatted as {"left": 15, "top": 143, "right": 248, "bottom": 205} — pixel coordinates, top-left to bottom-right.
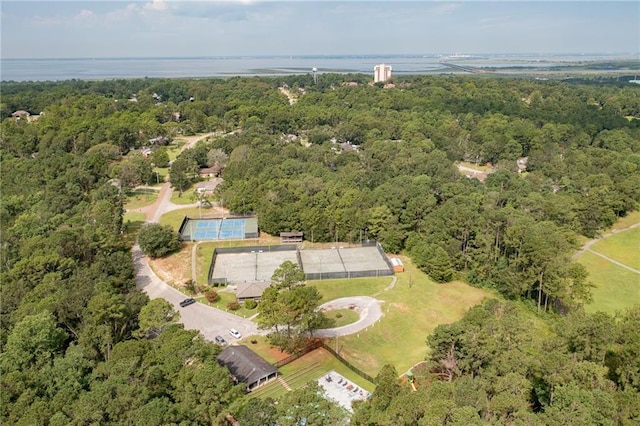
{"left": 179, "top": 216, "right": 258, "bottom": 241}
{"left": 197, "top": 219, "right": 222, "bottom": 229}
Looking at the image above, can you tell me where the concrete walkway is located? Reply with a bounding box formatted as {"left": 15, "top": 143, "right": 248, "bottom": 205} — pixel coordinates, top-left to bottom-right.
{"left": 315, "top": 296, "right": 384, "bottom": 338}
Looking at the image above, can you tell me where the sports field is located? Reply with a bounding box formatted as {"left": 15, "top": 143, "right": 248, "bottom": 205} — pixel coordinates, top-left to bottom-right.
{"left": 580, "top": 251, "right": 640, "bottom": 315}
{"left": 589, "top": 226, "right": 640, "bottom": 270}
{"left": 179, "top": 217, "right": 258, "bottom": 241}
{"left": 209, "top": 245, "right": 393, "bottom": 285}
{"left": 212, "top": 250, "right": 299, "bottom": 284}
{"left": 575, "top": 214, "right": 639, "bottom": 314}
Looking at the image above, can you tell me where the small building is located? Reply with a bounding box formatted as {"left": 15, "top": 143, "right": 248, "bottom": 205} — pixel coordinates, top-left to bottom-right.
{"left": 236, "top": 282, "right": 272, "bottom": 303}
{"left": 11, "top": 110, "right": 30, "bottom": 119}
{"left": 199, "top": 167, "right": 220, "bottom": 178}
{"left": 217, "top": 345, "right": 278, "bottom": 391}
{"left": 389, "top": 257, "right": 404, "bottom": 273}
{"left": 280, "top": 232, "right": 303, "bottom": 244}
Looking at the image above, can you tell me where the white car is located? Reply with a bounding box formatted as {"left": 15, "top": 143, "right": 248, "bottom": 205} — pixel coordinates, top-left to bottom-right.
{"left": 228, "top": 328, "right": 242, "bottom": 339}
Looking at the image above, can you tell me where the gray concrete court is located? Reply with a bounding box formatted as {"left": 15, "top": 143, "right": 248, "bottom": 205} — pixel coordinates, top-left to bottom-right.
{"left": 212, "top": 246, "right": 391, "bottom": 284}
{"left": 212, "top": 252, "right": 257, "bottom": 284}
{"left": 256, "top": 251, "right": 299, "bottom": 281}
{"left": 336, "top": 246, "right": 390, "bottom": 272}
{"left": 212, "top": 251, "right": 298, "bottom": 284}
{"left": 318, "top": 370, "right": 371, "bottom": 412}
{"left": 300, "top": 248, "right": 346, "bottom": 274}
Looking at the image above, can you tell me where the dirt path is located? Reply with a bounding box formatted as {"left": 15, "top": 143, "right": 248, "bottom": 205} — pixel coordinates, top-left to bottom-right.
{"left": 279, "top": 87, "right": 296, "bottom": 105}
{"left": 456, "top": 164, "right": 489, "bottom": 182}
{"left": 585, "top": 249, "right": 640, "bottom": 275}
{"left": 374, "top": 276, "right": 397, "bottom": 296}
{"left": 573, "top": 222, "right": 640, "bottom": 259}
{"left": 179, "top": 132, "right": 218, "bottom": 152}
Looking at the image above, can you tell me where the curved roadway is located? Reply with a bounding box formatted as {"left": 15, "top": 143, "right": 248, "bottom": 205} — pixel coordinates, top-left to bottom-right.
{"left": 315, "top": 297, "right": 383, "bottom": 338}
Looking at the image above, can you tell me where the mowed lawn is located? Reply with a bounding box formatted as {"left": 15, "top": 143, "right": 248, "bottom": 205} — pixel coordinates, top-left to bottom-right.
{"left": 312, "top": 256, "right": 494, "bottom": 377}
{"left": 249, "top": 347, "right": 375, "bottom": 401}
{"left": 590, "top": 226, "right": 640, "bottom": 270}
{"left": 159, "top": 208, "right": 203, "bottom": 230}
{"left": 124, "top": 188, "right": 160, "bottom": 210}
{"left": 579, "top": 251, "right": 640, "bottom": 315}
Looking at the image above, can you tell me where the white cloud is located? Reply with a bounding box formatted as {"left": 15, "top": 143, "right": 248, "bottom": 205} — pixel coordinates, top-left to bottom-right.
{"left": 430, "top": 3, "right": 461, "bottom": 16}
{"left": 76, "top": 9, "right": 96, "bottom": 20}
{"left": 105, "top": 3, "right": 140, "bottom": 23}
{"left": 144, "top": 0, "right": 169, "bottom": 12}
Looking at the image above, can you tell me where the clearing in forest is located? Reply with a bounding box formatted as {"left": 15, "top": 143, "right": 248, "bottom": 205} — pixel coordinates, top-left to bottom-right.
{"left": 313, "top": 255, "right": 494, "bottom": 377}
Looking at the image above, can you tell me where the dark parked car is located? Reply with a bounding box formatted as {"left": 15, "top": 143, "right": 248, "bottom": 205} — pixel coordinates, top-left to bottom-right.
{"left": 214, "top": 335, "right": 227, "bottom": 345}
{"left": 179, "top": 298, "right": 196, "bottom": 307}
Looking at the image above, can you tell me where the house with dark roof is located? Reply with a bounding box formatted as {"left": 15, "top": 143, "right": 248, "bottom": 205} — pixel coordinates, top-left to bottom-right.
{"left": 236, "top": 281, "right": 272, "bottom": 303}
{"left": 217, "top": 345, "right": 278, "bottom": 391}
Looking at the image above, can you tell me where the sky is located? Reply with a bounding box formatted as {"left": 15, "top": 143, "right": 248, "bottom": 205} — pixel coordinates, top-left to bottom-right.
{"left": 1, "top": 1, "right": 638, "bottom": 59}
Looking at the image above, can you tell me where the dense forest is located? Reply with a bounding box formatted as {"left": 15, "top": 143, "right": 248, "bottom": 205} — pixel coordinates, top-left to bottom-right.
{"left": 1, "top": 74, "right": 639, "bottom": 424}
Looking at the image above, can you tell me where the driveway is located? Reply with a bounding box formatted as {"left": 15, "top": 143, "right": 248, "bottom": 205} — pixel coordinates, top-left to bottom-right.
{"left": 314, "top": 296, "right": 383, "bottom": 338}
{"left": 133, "top": 244, "right": 265, "bottom": 342}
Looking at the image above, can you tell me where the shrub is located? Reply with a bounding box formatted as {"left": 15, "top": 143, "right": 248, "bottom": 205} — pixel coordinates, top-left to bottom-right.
{"left": 227, "top": 301, "right": 240, "bottom": 311}
{"left": 244, "top": 300, "right": 257, "bottom": 310}
{"left": 184, "top": 279, "right": 197, "bottom": 294}
{"left": 204, "top": 289, "right": 219, "bottom": 303}
{"left": 335, "top": 312, "right": 343, "bottom": 319}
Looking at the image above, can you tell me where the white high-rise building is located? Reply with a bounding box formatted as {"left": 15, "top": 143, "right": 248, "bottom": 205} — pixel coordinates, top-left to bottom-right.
{"left": 374, "top": 64, "right": 392, "bottom": 83}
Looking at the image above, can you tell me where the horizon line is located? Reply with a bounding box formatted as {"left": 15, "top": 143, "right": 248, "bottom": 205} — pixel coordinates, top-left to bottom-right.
{"left": 3, "top": 52, "right": 640, "bottom": 61}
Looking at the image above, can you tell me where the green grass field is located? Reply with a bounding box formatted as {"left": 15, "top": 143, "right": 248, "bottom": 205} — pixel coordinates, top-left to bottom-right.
{"left": 313, "top": 257, "right": 494, "bottom": 377}
{"left": 610, "top": 211, "right": 640, "bottom": 231}
{"left": 159, "top": 208, "right": 202, "bottom": 230}
{"left": 124, "top": 188, "right": 159, "bottom": 210}
{"left": 457, "top": 161, "right": 494, "bottom": 172}
{"left": 579, "top": 251, "right": 640, "bottom": 315}
{"left": 576, "top": 212, "right": 640, "bottom": 315}
{"left": 122, "top": 212, "right": 146, "bottom": 246}
{"left": 167, "top": 140, "right": 186, "bottom": 161}
{"left": 590, "top": 226, "right": 640, "bottom": 270}
{"left": 170, "top": 186, "right": 198, "bottom": 205}
{"left": 312, "top": 277, "right": 391, "bottom": 301}
{"left": 328, "top": 309, "right": 361, "bottom": 328}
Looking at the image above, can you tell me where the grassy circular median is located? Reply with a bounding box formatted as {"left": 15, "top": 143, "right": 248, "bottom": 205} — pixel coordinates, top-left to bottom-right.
{"left": 328, "top": 308, "right": 360, "bottom": 328}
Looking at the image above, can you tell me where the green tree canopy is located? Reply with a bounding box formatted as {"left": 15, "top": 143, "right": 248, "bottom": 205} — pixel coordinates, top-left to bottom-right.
{"left": 138, "top": 223, "right": 181, "bottom": 258}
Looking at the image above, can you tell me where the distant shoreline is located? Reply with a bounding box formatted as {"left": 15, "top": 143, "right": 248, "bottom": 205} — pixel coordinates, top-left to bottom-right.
{"left": 2, "top": 54, "right": 638, "bottom": 82}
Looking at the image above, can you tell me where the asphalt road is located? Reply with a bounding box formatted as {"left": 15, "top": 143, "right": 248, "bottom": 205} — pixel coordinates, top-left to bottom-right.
{"left": 133, "top": 244, "right": 265, "bottom": 343}
{"left": 315, "top": 296, "right": 383, "bottom": 338}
